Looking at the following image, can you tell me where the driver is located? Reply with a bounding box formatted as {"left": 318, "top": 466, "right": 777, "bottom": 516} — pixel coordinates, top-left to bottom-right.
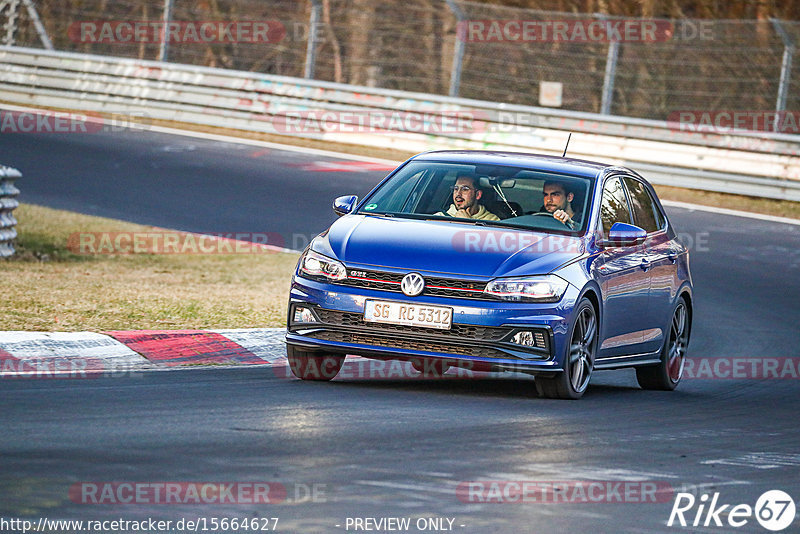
{"left": 539, "top": 180, "right": 579, "bottom": 228}
{"left": 436, "top": 174, "right": 499, "bottom": 220}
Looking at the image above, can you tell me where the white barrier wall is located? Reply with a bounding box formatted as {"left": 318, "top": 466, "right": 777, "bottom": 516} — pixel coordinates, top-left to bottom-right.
{"left": 1, "top": 46, "right": 799, "bottom": 201}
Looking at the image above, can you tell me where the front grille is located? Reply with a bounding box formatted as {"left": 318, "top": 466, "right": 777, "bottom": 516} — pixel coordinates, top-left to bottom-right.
{"left": 305, "top": 330, "right": 515, "bottom": 360}
{"left": 314, "top": 308, "right": 513, "bottom": 342}
{"left": 341, "top": 269, "right": 488, "bottom": 299}
{"left": 290, "top": 305, "right": 551, "bottom": 360}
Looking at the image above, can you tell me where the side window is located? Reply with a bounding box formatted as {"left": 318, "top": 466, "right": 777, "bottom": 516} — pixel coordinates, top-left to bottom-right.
{"left": 623, "top": 178, "right": 664, "bottom": 233}
{"left": 600, "top": 177, "right": 631, "bottom": 235}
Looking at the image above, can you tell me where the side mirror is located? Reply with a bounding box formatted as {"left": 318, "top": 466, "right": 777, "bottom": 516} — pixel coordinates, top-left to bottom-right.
{"left": 601, "top": 222, "right": 647, "bottom": 248}
{"left": 333, "top": 195, "right": 358, "bottom": 217}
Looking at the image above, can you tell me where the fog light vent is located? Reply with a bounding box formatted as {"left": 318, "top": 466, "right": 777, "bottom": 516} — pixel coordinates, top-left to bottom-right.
{"left": 511, "top": 330, "right": 546, "bottom": 349}
{"left": 293, "top": 306, "right": 317, "bottom": 323}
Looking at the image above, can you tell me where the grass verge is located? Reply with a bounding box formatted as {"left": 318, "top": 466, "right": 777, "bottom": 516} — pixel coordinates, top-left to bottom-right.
{"left": 2, "top": 203, "right": 299, "bottom": 331}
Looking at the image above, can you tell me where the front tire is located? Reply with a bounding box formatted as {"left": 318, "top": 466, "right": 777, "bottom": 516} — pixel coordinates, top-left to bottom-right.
{"left": 287, "top": 345, "right": 345, "bottom": 381}
{"left": 636, "top": 296, "right": 691, "bottom": 390}
{"left": 536, "top": 299, "right": 597, "bottom": 399}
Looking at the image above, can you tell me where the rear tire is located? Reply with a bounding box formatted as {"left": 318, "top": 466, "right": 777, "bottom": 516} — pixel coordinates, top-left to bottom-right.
{"left": 535, "top": 299, "right": 597, "bottom": 400}
{"left": 636, "top": 296, "right": 691, "bottom": 390}
{"left": 287, "top": 345, "right": 344, "bottom": 381}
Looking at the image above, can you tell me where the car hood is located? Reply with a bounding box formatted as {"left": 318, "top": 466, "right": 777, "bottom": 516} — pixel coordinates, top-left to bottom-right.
{"left": 314, "top": 215, "right": 584, "bottom": 278}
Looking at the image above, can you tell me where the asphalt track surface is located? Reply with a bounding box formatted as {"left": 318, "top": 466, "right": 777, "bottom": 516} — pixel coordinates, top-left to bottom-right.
{"left": 2, "top": 128, "right": 800, "bottom": 533}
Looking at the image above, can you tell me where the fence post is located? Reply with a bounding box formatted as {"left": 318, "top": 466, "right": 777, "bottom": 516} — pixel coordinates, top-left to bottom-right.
{"left": 157, "top": 0, "right": 174, "bottom": 62}
{"left": 21, "top": 0, "right": 53, "bottom": 49}
{"left": 0, "top": 165, "right": 21, "bottom": 258}
{"left": 599, "top": 14, "right": 619, "bottom": 115}
{"left": 304, "top": 0, "right": 321, "bottom": 79}
{"left": 444, "top": 0, "right": 465, "bottom": 98}
{"left": 771, "top": 18, "right": 794, "bottom": 133}
{"left": 1, "top": 0, "right": 20, "bottom": 46}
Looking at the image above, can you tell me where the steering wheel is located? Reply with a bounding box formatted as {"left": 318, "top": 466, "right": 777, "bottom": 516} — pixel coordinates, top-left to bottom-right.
{"left": 529, "top": 211, "right": 576, "bottom": 229}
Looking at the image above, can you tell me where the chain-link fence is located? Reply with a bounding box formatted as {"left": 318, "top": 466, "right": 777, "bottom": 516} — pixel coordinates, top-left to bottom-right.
{"left": 2, "top": 0, "right": 797, "bottom": 122}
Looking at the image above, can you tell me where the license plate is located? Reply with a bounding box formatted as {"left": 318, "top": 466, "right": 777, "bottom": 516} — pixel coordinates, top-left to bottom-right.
{"left": 364, "top": 300, "right": 453, "bottom": 330}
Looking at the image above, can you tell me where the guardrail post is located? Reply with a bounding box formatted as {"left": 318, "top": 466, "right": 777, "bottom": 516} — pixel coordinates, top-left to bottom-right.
{"left": 304, "top": 0, "right": 321, "bottom": 79}
{"left": 444, "top": 0, "right": 465, "bottom": 97}
{"left": 771, "top": 18, "right": 794, "bottom": 133}
{"left": 158, "top": 0, "right": 174, "bottom": 62}
{"left": 0, "top": 165, "right": 21, "bottom": 258}
{"left": 599, "top": 14, "right": 620, "bottom": 115}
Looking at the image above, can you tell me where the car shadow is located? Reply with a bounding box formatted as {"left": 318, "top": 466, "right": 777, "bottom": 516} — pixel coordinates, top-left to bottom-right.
{"left": 323, "top": 374, "right": 642, "bottom": 400}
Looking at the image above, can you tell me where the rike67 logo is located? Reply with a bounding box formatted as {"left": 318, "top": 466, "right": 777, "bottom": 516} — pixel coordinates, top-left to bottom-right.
{"left": 668, "top": 490, "right": 796, "bottom": 531}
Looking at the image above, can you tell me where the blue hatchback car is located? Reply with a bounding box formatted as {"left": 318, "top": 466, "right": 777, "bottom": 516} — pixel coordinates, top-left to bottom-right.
{"left": 286, "top": 151, "right": 693, "bottom": 399}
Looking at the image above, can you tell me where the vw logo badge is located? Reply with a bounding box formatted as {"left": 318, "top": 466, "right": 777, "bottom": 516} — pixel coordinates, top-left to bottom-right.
{"left": 401, "top": 272, "right": 425, "bottom": 297}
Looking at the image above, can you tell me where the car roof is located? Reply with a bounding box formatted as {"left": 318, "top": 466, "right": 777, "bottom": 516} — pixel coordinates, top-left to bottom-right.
{"left": 411, "top": 150, "right": 621, "bottom": 179}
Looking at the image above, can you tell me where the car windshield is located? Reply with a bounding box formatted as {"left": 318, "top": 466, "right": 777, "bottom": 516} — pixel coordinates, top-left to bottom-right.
{"left": 357, "top": 161, "right": 595, "bottom": 235}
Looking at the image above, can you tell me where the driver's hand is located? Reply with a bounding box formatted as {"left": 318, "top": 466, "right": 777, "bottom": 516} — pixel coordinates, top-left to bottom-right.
{"left": 553, "top": 209, "right": 572, "bottom": 225}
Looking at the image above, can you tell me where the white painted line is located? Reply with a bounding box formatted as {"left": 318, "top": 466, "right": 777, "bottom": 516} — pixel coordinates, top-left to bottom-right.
{"left": 662, "top": 200, "right": 800, "bottom": 226}
{"left": 701, "top": 453, "right": 800, "bottom": 469}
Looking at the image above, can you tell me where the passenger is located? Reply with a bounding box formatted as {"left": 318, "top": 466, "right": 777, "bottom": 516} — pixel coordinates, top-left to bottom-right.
{"left": 436, "top": 174, "right": 500, "bottom": 220}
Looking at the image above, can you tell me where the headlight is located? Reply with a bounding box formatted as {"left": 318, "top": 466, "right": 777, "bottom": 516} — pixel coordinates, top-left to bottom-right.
{"left": 299, "top": 250, "right": 347, "bottom": 281}
{"left": 484, "top": 275, "right": 568, "bottom": 302}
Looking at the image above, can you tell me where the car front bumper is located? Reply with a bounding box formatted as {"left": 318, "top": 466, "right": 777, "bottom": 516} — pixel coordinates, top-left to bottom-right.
{"left": 286, "top": 275, "right": 580, "bottom": 374}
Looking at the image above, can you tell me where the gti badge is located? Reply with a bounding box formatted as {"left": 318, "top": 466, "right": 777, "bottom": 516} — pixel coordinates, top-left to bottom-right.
{"left": 401, "top": 272, "right": 425, "bottom": 297}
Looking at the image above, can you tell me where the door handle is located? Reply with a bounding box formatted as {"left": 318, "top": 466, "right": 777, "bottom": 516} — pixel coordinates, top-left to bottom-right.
{"left": 667, "top": 251, "right": 678, "bottom": 264}
{"left": 640, "top": 258, "right": 651, "bottom": 271}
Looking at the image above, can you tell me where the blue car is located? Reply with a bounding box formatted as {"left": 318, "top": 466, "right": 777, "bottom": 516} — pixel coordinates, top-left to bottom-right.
{"left": 285, "top": 151, "right": 692, "bottom": 399}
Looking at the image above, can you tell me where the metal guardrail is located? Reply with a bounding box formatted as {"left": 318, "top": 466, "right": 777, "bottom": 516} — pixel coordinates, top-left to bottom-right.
{"left": 0, "top": 165, "right": 20, "bottom": 258}
{"left": 1, "top": 45, "right": 799, "bottom": 201}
